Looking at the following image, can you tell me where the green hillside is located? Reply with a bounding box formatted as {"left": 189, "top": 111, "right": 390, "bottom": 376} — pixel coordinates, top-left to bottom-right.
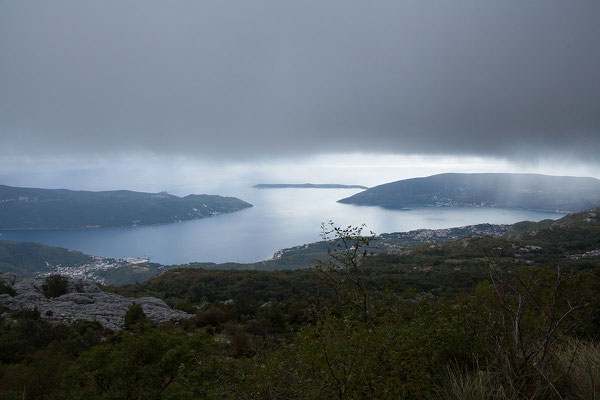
{"left": 0, "top": 240, "right": 93, "bottom": 275}
{"left": 4, "top": 208, "right": 600, "bottom": 399}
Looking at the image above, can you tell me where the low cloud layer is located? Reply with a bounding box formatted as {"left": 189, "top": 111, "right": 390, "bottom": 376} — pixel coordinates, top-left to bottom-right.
{"left": 1, "top": 1, "right": 599, "bottom": 161}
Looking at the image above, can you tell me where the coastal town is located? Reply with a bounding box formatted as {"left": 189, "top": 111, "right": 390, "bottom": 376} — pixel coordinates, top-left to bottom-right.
{"left": 569, "top": 249, "right": 600, "bottom": 260}
{"left": 272, "top": 223, "right": 513, "bottom": 261}
{"left": 374, "top": 223, "right": 512, "bottom": 253}
{"left": 41, "top": 255, "right": 152, "bottom": 284}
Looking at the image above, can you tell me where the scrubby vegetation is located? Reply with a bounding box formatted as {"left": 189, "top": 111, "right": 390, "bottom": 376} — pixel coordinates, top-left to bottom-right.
{"left": 1, "top": 209, "right": 600, "bottom": 399}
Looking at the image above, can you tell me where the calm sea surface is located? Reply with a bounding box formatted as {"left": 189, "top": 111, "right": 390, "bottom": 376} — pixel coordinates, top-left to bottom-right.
{"left": 0, "top": 188, "right": 564, "bottom": 265}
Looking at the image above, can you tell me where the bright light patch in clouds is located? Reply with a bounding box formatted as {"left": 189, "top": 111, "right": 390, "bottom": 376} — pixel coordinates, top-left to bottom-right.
{"left": 0, "top": 154, "right": 597, "bottom": 196}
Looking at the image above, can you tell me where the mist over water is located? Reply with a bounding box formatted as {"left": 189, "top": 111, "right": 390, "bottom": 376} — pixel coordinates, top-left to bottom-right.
{"left": 0, "top": 187, "right": 563, "bottom": 265}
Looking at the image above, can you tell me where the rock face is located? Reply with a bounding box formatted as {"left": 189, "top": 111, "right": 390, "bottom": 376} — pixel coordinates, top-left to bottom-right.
{"left": 0, "top": 273, "right": 190, "bottom": 331}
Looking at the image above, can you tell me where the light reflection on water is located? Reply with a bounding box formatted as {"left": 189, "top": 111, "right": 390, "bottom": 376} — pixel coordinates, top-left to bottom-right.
{"left": 0, "top": 188, "right": 564, "bottom": 265}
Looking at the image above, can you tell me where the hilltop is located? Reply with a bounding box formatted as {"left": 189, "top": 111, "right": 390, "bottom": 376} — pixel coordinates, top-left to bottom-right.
{"left": 338, "top": 173, "right": 600, "bottom": 212}
{"left": 0, "top": 184, "right": 252, "bottom": 229}
{"left": 253, "top": 183, "right": 368, "bottom": 189}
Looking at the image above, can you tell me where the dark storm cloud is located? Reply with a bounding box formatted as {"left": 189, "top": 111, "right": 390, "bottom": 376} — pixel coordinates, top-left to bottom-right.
{"left": 1, "top": 0, "right": 599, "bottom": 161}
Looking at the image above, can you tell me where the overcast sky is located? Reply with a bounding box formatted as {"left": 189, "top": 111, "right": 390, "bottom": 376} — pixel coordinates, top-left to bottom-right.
{"left": 1, "top": 0, "right": 599, "bottom": 164}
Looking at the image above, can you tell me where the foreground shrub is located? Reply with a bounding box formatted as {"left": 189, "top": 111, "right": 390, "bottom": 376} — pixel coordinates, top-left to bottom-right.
{"left": 123, "top": 303, "right": 148, "bottom": 329}
{"left": 42, "top": 275, "right": 69, "bottom": 298}
{"left": 430, "top": 366, "right": 517, "bottom": 400}
{"left": 0, "top": 280, "right": 16, "bottom": 296}
{"left": 552, "top": 339, "right": 600, "bottom": 398}
{"left": 68, "top": 329, "right": 215, "bottom": 399}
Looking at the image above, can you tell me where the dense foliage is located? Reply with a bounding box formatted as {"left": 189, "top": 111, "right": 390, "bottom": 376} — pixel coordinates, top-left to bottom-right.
{"left": 2, "top": 259, "right": 599, "bottom": 398}
{"left": 1, "top": 209, "right": 600, "bottom": 399}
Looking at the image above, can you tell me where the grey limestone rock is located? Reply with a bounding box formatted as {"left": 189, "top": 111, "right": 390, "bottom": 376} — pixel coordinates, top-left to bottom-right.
{"left": 0, "top": 272, "right": 190, "bottom": 331}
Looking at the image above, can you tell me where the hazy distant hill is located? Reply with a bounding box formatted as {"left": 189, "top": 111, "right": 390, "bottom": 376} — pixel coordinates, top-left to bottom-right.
{"left": 338, "top": 173, "right": 600, "bottom": 212}
{"left": 253, "top": 183, "right": 368, "bottom": 189}
{"left": 0, "top": 185, "right": 252, "bottom": 229}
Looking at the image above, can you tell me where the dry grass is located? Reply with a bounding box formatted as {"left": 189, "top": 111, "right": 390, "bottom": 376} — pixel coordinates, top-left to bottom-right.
{"left": 552, "top": 338, "right": 600, "bottom": 400}
{"left": 433, "top": 339, "right": 600, "bottom": 400}
{"left": 430, "top": 366, "right": 517, "bottom": 400}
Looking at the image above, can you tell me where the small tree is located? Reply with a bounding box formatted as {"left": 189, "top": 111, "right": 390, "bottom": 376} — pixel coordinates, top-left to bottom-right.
{"left": 124, "top": 303, "right": 148, "bottom": 330}
{"left": 314, "top": 221, "right": 376, "bottom": 320}
{"left": 273, "top": 223, "right": 451, "bottom": 399}
{"left": 0, "top": 280, "right": 16, "bottom": 296}
{"left": 42, "top": 275, "right": 69, "bottom": 298}
{"left": 476, "top": 257, "right": 598, "bottom": 398}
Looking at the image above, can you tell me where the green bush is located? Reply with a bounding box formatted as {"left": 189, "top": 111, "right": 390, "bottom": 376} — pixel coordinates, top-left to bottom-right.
{"left": 0, "top": 280, "right": 16, "bottom": 296}
{"left": 68, "top": 329, "right": 215, "bottom": 399}
{"left": 124, "top": 304, "right": 148, "bottom": 329}
{"left": 42, "top": 275, "right": 69, "bottom": 298}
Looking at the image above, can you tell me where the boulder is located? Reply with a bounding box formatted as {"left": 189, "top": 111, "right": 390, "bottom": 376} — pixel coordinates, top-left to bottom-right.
{"left": 0, "top": 272, "right": 190, "bottom": 331}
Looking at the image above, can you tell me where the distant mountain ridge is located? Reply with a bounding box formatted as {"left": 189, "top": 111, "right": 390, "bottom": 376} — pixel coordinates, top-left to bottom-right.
{"left": 338, "top": 173, "right": 600, "bottom": 212}
{"left": 254, "top": 183, "right": 368, "bottom": 189}
{"left": 0, "top": 185, "right": 252, "bottom": 229}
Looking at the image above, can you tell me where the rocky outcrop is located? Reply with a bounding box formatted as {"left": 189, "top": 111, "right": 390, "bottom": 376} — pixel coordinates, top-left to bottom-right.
{"left": 0, "top": 273, "right": 190, "bottom": 331}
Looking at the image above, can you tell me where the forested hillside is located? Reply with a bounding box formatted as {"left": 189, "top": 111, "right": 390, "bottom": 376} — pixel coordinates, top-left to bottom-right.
{"left": 0, "top": 241, "right": 93, "bottom": 275}
{"left": 1, "top": 208, "right": 599, "bottom": 398}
